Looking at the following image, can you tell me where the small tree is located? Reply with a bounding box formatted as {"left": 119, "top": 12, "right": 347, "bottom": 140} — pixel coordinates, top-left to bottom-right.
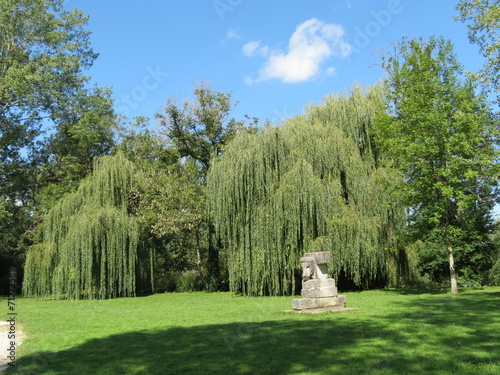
{"left": 116, "top": 120, "right": 209, "bottom": 292}
{"left": 376, "top": 36, "right": 500, "bottom": 294}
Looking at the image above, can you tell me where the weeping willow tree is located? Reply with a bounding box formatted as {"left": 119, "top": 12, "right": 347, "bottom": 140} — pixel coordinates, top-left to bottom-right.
{"left": 23, "top": 152, "right": 153, "bottom": 299}
{"left": 207, "top": 85, "right": 405, "bottom": 296}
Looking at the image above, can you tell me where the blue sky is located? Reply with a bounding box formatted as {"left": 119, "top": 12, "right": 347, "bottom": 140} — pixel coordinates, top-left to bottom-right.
{"left": 66, "top": 0, "right": 485, "bottom": 126}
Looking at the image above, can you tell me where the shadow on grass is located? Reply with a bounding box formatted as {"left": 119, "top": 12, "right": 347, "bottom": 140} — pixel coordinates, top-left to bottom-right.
{"left": 10, "top": 291, "right": 500, "bottom": 375}
{"left": 10, "top": 320, "right": 385, "bottom": 375}
{"left": 382, "top": 286, "right": 450, "bottom": 295}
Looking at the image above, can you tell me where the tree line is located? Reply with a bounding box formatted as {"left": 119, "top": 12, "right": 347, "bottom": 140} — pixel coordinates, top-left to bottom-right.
{"left": 2, "top": 0, "right": 500, "bottom": 297}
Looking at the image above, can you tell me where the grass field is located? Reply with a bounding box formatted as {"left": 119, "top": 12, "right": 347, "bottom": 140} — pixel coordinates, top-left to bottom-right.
{"left": 1, "top": 287, "right": 499, "bottom": 375}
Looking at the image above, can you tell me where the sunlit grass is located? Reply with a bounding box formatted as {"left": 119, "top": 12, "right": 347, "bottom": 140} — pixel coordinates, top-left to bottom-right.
{"left": 2, "top": 287, "right": 499, "bottom": 374}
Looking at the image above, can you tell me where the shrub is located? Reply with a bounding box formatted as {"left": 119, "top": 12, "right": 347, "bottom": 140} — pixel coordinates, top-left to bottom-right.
{"left": 176, "top": 270, "right": 205, "bottom": 292}
{"left": 154, "top": 272, "right": 177, "bottom": 293}
{"left": 487, "top": 256, "right": 500, "bottom": 286}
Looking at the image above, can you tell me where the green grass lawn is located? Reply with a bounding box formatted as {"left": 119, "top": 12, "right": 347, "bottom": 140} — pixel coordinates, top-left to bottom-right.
{"left": 2, "top": 287, "right": 499, "bottom": 375}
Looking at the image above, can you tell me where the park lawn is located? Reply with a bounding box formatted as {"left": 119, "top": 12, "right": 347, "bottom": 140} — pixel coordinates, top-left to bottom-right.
{"left": 1, "top": 287, "right": 499, "bottom": 375}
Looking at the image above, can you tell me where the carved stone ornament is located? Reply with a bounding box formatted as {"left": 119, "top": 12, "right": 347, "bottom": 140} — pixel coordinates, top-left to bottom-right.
{"left": 292, "top": 252, "right": 348, "bottom": 313}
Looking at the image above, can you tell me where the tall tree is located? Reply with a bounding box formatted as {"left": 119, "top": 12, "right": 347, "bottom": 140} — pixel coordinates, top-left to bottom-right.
{"left": 0, "top": 0, "right": 99, "bottom": 257}
{"left": 376, "top": 36, "right": 500, "bottom": 294}
{"left": 0, "top": 0, "right": 97, "bottom": 200}
{"left": 156, "top": 82, "right": 258, "bottom": 178}
{"left": 156, "top": 82, "right": 257, "bottom": 290}
{"left": 456, "top": 0, "right": 500, "bottom": 101}
{"left": 23, "top": 152, "right": 153, "bottom": 299}
{"left": 36, "top": 87, "right": 116, "bottom": 211}
{"left": 115, "top": 119, "right": 208, "bottom": 292}
{"left": 208, "top": 85, "right": 405, "bottom": 296}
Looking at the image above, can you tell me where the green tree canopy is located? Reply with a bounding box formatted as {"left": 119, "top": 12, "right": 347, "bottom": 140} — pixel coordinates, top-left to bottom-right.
{"left": 156, "top": 82, "right": 258, "bottom": 178}
{"left": 0, "top": 0, "right": 101, "bottom": 258}
{"left": 156, "top": 83, "right": 258, "bottom": 290}
{"left": 376, "top": 36, "right": 500, "bottom": 293}
{"left": 115, "top": 120, "right": 209, "bottom": 292}
{"left": 456, "top": 0, "right": 500, "bottom": 100}
{"left": 0, "top": 0, "right": 97, "bottom": 197}
{"left": 207, "top": 85, "right": 405, "bottom": 296}
{"left": 36, "top": 87, "right": 117, "bottom": 211}
{"left": 23, "top": 152, "right": 153, "bottom": 299}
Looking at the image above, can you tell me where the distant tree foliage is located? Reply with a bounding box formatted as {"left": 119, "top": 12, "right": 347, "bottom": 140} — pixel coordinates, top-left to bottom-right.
{"left": 36, "top": 87, "right": 117, "bottom": 212}
{"left": 456, "top": 0, "right": 500, "bottom": 100}
{"left": 23, "top": 152, "right": 153, "bottom": 299}
{"left": 156, "top": 82, "right": 258, "bottom": 291}
{"left": 117, "top": 122, "right": 210, "bottom": 292}
{"left": 156, "top": 81, "right": 258, "bottom": 177}
{"left": 207, "top": 85, "right": 405, "bottom": 296}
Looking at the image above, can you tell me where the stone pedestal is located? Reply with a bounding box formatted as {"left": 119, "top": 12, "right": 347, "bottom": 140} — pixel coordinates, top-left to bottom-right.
{"left": 292, "top": 252, "right": 347, "bottom": 313}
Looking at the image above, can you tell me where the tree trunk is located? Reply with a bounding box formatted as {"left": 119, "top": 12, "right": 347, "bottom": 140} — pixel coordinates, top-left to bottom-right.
{"left": 447, "top": 244, "right": 459, "bottom": 295}
{"left": 207, "top": 221, "right": 219, "bottom": 292}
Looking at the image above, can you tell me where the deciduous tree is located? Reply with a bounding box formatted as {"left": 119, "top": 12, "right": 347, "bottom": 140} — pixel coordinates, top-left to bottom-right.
{"left": 156, "top": 82, "right": 257, "bottom": 290}
{"left": 23, "top": 152, "right": 153, "bottom": 299}
{"left": 376, "top": 36, "right": 500, "bottom": 293}
{"left": 0, "top": 0, "right": 100, "bottom": 257}
{"left": 36, "top": 87, "right": 116, "bottom": 211}
{"left": 208, "top": 85, "right": 405, "bottom": 296}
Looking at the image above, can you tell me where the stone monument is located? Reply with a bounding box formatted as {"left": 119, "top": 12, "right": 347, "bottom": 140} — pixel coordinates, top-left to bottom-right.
{"left": 292, "top": 251, "right": 347, "bottom": 313}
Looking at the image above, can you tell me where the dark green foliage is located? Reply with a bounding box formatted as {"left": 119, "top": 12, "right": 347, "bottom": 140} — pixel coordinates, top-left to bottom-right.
{"left": 115, "top": 120, "right": 211, "bottom": 292}
{"left": 156, "top": 81, "right": 258, "bottom": 176}
{"left": 156, "top": 83, "right": 258, "bottom": 291}
{"left": 176, "top": 270, "right": 206, "bottom": 292}
{"left": 414, "top": 228, "right": 495, "bottom": 286}
{"left": 0, "top": 1, "right": 109, "bottom": 268}
{"left": 486, "top": 224, "right": 500, "bottom": 285}
{"left": 36, "top": 87, "right": 117, "bottom": 214}
{"left": 0, "top": 198, "right": 31, "bottom": 257}
{"left": 0, "top": 253, "right": 23, "bottom": 294}
{"left": 208, "top": 85, "right": 405, "bottom": 296}
{"left": 488, "top": 256, "right": 500, "bottom": 285}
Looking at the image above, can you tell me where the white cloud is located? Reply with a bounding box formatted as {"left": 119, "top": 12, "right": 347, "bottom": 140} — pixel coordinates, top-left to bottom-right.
{"left": 226, "top": 28, "right": 239, "bottom": 39}
{"left": 244, "top": 76, "right": 254, "bottom": 86}
{"left": 242, "top": 41, "right": 269, "bottom": 57}
{"left": 242, "top": 41, "right": 261, "bottom": 57}
{"left": 326, "top": 67, "right": 337, "bottom": 76}
{"left": 243, "top": 18, "right": 352, "bottom": 84}
{"left": 220, "top": 28, "right": 240, "bottom": 44}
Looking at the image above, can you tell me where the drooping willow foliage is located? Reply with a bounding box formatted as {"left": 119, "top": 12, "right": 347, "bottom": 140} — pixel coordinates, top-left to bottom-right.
{"left": 23, "top": 152, "right": 153, "bottom": 299}
{"left": 207, "top": 85, "right": 405, "bottom": 296}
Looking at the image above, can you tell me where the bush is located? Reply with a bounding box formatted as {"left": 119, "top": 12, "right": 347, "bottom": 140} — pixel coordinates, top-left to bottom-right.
{"left": 154, "top": 272, "right": 178, "bottom": 293}
{"left": 487, "top": 256, "right": 500, "bottom": 286}
{"left": 176, "top": 270, "right": 205, "bottom": 292}
{"left": 154, "top": 270, "right": 206, "bottom": 293}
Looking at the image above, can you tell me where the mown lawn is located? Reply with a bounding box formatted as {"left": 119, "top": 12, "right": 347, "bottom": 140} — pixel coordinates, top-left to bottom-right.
{"left": 2, "top": 287, "right": 499, "bottom": 374}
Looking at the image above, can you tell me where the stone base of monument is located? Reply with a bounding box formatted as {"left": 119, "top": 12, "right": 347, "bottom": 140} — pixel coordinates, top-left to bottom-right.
{"left": 291, "top": 278, "right": 348, "bottom": 313}
{"left": 287, "top": 252, "right": 360, "bottom": 313}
